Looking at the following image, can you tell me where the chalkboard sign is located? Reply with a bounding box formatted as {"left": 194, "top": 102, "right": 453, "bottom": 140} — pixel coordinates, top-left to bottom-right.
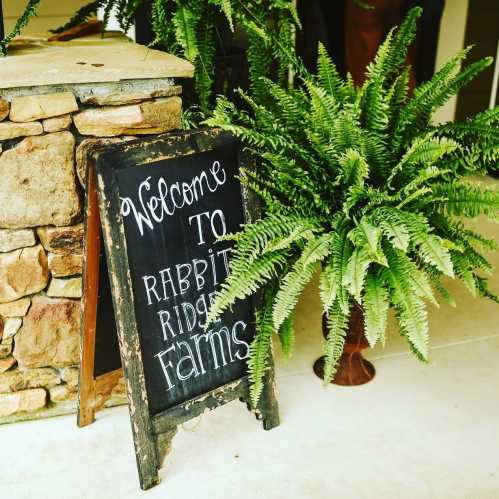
{"left": 79, "top": 129, "right": 279, "bottom": 490}
{"left": 115, "top": 140, "right": 256, "bottom": 415}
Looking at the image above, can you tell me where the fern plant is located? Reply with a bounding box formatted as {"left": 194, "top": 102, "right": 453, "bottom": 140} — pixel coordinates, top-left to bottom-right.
{"left": 204, "top": 7, "right": 499, "bottom": 406}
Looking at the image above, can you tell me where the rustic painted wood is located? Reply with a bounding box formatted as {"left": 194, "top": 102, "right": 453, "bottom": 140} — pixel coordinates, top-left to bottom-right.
{"left": 77, "top": 157, "right": 125, "bottom": 428}
{"left": 88, "top": 129, "right": 279, "bottom": 489}
{"left": 95, "top": 153, "right": 160, "bottom": 490}
{"left": 77, "top": 161, "right": 101, "bottom": 428}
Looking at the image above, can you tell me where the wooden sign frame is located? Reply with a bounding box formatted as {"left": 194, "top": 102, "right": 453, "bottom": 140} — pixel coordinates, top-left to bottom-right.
{"left": 77, "top": 151, "right": 124, "bottom": 429}
{"left": 78, "top": 129, "right": 280, "bottom": 490}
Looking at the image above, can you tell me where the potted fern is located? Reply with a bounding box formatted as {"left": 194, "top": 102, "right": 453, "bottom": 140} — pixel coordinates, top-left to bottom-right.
{"left": 204, "top": 7, "right": 499, "bottom": 406}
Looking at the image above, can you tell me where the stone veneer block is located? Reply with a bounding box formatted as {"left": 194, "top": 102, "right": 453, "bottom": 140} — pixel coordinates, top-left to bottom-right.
{"left": 0, "top": 357, "right": 16, "bottom": 374}
{"left": 0, "top": 388, "right": 47, "bottom": 417}
{"left": 0, "top": 121, "right": 42, "bottom": 140}
{"left": 43, "top": 114, "right": 72, "bottom": 133}
{"left": 0, "top": 245, "right": 49, "bottom": 303}
{"left": 80, "top": 84, "right": 182, "bottom": 106}
{"left": 2, "top": 318, "right": 22, "bottom": 339}
{"left": 0, "top": 132, "right": 81, "bottom": 228}
{"left": 36, "top": 224, "right": 84, "bottom": 255}
{"left": 73, "top": 96, "right": 181, "bottom": 136}
{"left": 48, "top": 253, "right": 83, "bottom": 277}
{"left": 47, "top": 277, "right": 83, "bottom": 299}
{"left": 10, "top": 92, "right": 78, "bottom": 122}
{"left": 0, "top": 338, "right": 13, "bottom": 358}
{"left": 0, "top": 367, "right": 60, "bottom": 393}
{"left": 0, "top": 98, "right": 9, "bottom": 121}
{"left": 49, "top": 384, "right": 76, "bottom": 402}
{"left": 60, "top": 367, "right": 78, "bottom": 386}
{"left": 0, "top": 297, "right": 31, "bottom": 318}
{"left": 13, "top": 296, "right": 80, "bottom": 368}
{"left": 0, "top": 229, "right": 36, "bottom": 252}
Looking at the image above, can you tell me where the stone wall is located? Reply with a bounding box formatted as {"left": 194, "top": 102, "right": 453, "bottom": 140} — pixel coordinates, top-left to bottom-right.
{"left": 0, "top": 81, "right": 182, "bottom": 423}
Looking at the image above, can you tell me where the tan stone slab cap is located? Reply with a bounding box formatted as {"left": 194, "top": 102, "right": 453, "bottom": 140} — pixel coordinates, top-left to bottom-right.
{"left": 10, "top": 93, "right": 78, "bottom": 122}
{"left": 0, "top": 40, "right": 194, "bottom": 89}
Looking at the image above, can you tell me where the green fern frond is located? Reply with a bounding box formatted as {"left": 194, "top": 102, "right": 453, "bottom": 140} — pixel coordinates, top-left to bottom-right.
{"left": 216, "top": 0, "right": 234, "bottom": 30}
{"left": 322, "top": 299, "right": 350, "bottom": 383}
{"left": 387, "top": 135, "right": 459, "bottom": 188}
{"left": 0, "top": 0, "right": 41, "bottom": 55}
{"left": 339, "top": 149, "right": 370, "bottom": 187}
{"left": 173, "top": 3, "right": 200, "bottom": 62}
{"left": 342, "top": 248, "right": 372, "bottom": 302}
{"left": 417, "top": 234, "right": 454, "bottom": 278}
{"left": 385, "top": 249, "right": 429, "bottom": 359}
{"left": 426, "top": 267, "right": 457, "bottom": 308}
{"left": 272, "top": 235, "right": 331, "bottom": 330}
{"left": 348, "top": 217, "right": 386, "bottom": 265}
{"left": 195, "top": 7, "right": 216, "bottom": 113}
{"left": 363, "top": 272, "right": 389, "bottom": 347}
{"left": 317, "top": 42, "right": 348, "bottom": 102}
{"left": 319, "top": 229, "right": 352, "bottom": 313}
{"left": 206, "top": 250, "right": 288, "bottom": 327}
{"left": 451, "top": 251, "right": 477, "bottom": 297}
{"left": 372, "top": 207, "right": 410, "bottom": 252}
{"left": 248, "top": 292, "right": 275, "bottom": 407}
{"left": 433, "top": 181, "right": 499, "bottom": 218}
{"left": 278, "top": 313, "right": 295, "bottom": 357}
{"left": 382, "top": 6, "right": 422, "bottom": 83}
{"left": 474, "top": 276, "right": 499, "bottom": 304}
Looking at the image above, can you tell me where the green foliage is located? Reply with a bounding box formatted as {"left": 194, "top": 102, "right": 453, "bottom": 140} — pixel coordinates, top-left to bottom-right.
{"left": 247, "top": 287, "right": 275, "bottom": 407}
{"left": 0, "top": 0, "right": 41, "bottom": 56}
{"left": 323, "top": 299, "right": 349, "bottom": 382}
{"left": 205, "top": 7, "right": 499, "bottom": 402}
{"left": 363, "top": 273, "right": 389, "bottom": 347}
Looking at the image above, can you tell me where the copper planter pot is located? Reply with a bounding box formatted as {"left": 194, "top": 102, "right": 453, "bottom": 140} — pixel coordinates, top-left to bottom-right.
{"left": 313, "top": 304, "right": 375, "bottom": 386}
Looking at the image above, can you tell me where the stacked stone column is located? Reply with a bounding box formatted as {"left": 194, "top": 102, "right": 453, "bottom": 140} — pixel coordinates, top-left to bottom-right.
{"left": 0, "top": 82, "right": 182, "bottom": 423}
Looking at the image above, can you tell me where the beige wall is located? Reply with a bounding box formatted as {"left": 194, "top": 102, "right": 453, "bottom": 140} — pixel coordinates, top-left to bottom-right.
{"left": 433, "top": 0, "right": 470, "bottom": 123}
{"left": 3, "top": 0, "right": 90, "bottom": 36}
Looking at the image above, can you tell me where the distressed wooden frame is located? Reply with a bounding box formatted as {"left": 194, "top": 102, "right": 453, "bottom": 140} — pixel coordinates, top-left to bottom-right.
{"left": 80, "top": 129, "right": 279, "bottom": 490}
{"left": 77, "top": 157, "right": 124, "bottom": 428}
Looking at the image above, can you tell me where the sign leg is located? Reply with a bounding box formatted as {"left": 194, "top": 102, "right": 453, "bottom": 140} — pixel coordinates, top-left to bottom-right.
{"left": 258, "top": 363, "right": 280, "bottom": 430}
{"left": 154, "top": 426, "right": 178, "bottom": 470}
{"left": 77, "top": 163, "right": 101, "bottom": 428}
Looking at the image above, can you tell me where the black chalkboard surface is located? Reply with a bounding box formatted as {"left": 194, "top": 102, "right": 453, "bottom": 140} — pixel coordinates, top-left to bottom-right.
{"left": 93, "top": 240, "right": 121, "bottom": 378}
{"left": 115, "top": 142, "right": 254, "bottom": 414}
{"left": 90, "top": 129, "right": 279, "bottom": 490}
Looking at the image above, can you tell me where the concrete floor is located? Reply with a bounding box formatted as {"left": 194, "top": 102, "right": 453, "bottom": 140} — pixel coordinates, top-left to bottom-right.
{"left": 1, "top": 213, "right": 499, "bottom": 499}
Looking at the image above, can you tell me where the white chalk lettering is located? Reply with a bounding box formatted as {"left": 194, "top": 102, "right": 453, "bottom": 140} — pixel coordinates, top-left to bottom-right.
{"left": 188, "top": 211, "right": 210, "bottom": 245}
{"left": 155, "top": 346, "right": 176, "bottom": 390}
{"left": 232, "top": 320, "right": 250, "bottom": 360}
{"left": 143, "top": 275, "right": 160, "bottom": 306}
{"left": 157, "top": 310, "right": 176, "bottom": 340}
{"left": 176, "top": 341, "right": 200, "bottom": 381}
{"left": 192, "top": 258, "right": 208, "bottom": 290}
{"left": 209, "top": 326, "right": 234, "bottom": 369}
{"left": 120, "top": 161, "right": 227, "bottom": 236}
